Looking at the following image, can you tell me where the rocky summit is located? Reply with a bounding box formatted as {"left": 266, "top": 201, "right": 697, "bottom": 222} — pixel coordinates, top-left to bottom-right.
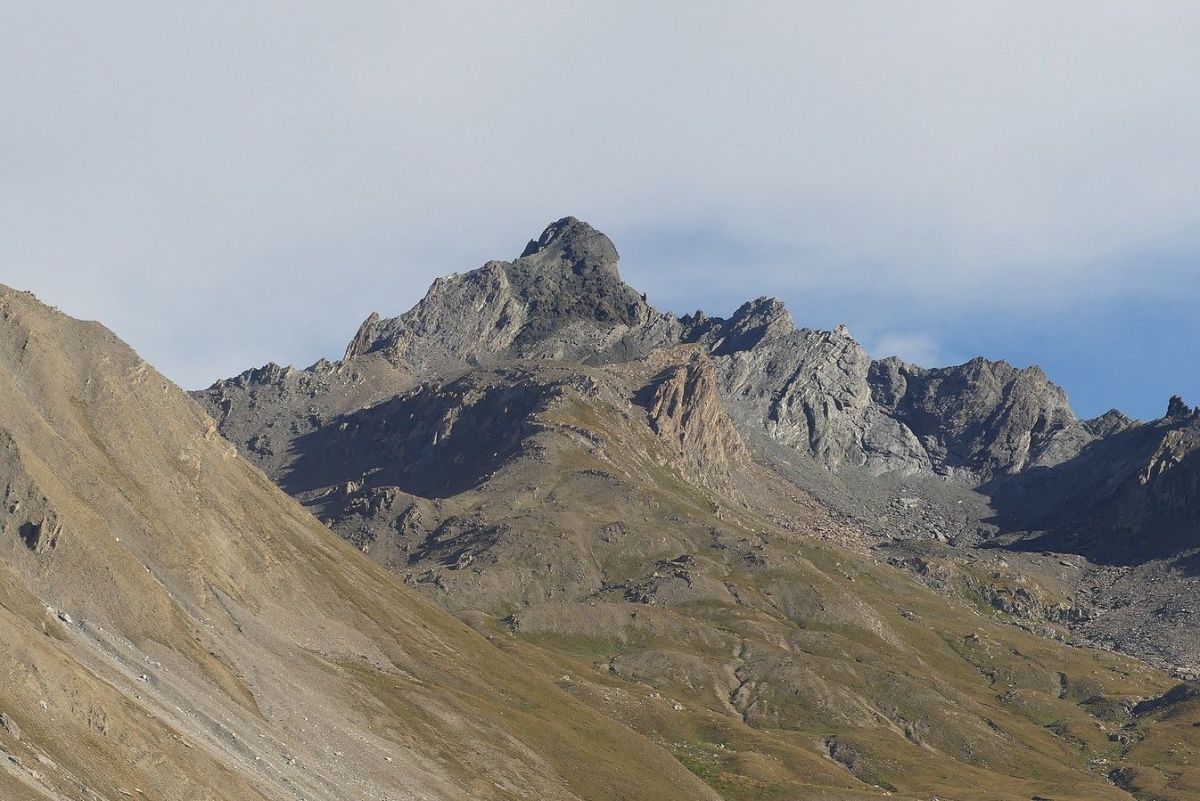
{"left": 1, "top": 219, "right": 1198, "bottom": 801}
{"left": 183, "top": 218, "right": 1200, "bottom": 800}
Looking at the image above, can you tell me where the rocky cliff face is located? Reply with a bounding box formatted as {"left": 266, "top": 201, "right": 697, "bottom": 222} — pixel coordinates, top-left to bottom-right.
{"left": 674, "top": 296, "right": 1092, "bottom": 480}
{"left": 0, "top": 430, "right": 62, "bottom": 555}
{"left": 868, "top": 357, "right": 1093, "bottom": 478}
{"left": 689, "top": 300, "right": 892, "bottom": 472}
{"left": 640, "top": 352, "right": 749, "bottom": 485}
{"left": 986, "top": 395, "right": 1200, "bottom": 562}
{"left": 1121, "top": 400, "right": 1200, "bottom": 539}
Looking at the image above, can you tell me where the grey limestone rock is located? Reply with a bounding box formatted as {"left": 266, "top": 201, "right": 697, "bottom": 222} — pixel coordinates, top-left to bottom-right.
{"left": 867, "top": 357, "right": 1093, "bottom": 479}
{"left": 1085, "top": 409, "right": 1136, "bottom": 437}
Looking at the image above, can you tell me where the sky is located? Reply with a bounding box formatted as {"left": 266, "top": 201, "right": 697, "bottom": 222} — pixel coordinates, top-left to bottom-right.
{"left": 2, "top": 3, "right": 1199, "bottom": 419}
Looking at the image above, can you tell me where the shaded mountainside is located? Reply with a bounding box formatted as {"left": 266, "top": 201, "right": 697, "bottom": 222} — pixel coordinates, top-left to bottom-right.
{"left": 985, "top": 397, "right": 1200, "bottom": 562}
{"left": 0, "top": 285, "right": 718, "bottom": 801}
{"left": 197, "top": 219, "right": 1200, "bottom": 799}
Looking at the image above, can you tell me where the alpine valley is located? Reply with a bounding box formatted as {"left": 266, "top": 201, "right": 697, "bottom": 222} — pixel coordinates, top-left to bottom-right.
{"left": 3, "top": 218, "right": 1199, "bottom": 801}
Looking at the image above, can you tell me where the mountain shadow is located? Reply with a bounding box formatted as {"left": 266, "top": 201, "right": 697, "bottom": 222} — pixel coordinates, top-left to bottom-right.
{"left": 280, "top": 369, "right": 556, "bottom": 500}
{"left": 980, "top": 413, "right": 1200, "bottom": 565}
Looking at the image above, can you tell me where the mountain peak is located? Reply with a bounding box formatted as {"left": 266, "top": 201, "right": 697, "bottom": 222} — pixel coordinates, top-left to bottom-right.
{"left": 340, "top": 216, "right": 651, "bottom": 370}
{"left": 519, "top": 216, "right": 620, "bottom": 276}
{"left": 1166, "top": 394, "right": 1194, "bottom": 419}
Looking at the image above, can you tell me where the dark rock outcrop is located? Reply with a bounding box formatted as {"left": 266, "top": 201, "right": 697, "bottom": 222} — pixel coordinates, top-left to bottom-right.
{"left": 984, "top": 404, "right": 1200, "bottom": 563}
{"left": 1133, "top": 680, "right": 1200, "bottom": 716}
{"left": 1166, "top": 395, "right": 1196, "bottom": 420}
{"left": 0, "top": 430, "right": 62, "bottom": 555}
{"left": 1085, "top": 409, "right": 1135, "bottom": 437}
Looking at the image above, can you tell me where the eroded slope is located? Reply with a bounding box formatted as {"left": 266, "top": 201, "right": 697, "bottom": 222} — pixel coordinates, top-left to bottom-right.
{"left": 0, "top": 285, "right": 717, "bottom": 801}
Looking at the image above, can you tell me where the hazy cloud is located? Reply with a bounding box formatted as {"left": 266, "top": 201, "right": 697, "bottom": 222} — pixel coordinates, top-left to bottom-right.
{"left": 2, "top": 2, "right": 1198, "bottom": 416}
{"left": 869, "top": 333, "right": 947, "bottom": 369}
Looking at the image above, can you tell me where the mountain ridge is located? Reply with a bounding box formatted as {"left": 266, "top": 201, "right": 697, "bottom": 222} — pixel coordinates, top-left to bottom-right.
{"left": 217, "top": 216, "right": 1125, "bottom": 483}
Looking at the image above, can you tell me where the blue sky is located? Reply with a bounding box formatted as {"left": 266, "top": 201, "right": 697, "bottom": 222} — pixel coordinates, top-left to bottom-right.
{"left": 2, "top": 3, "right": 1199, "bottom": 420}
{"left": 617, "top": 222, "right": 1200, "bottom": 420}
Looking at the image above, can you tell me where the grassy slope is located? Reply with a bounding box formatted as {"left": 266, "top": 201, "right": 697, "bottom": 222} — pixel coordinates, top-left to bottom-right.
{"left": 358, "top": 360, "right": 1199, "bottom": 801}
{"left": 0, "top": 286, "right": 718, "bottom": 801}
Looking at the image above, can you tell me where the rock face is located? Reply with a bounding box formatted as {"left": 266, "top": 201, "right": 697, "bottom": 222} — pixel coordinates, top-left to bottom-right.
{"left": 867, "top": 357, "right": 1092, "bottom": 478}
{"left": 677, "top": 299, "right": 1091, "bottom": 480}
{"left": 692, "top": 303, "right": 902, "bottom": 474}
{"left": 281, "top": 367, "right": 568, "bottom": 500}
{"left": 641, "top": 353, "right": 749, "bottom": 484}
{"left": 987, "top": 397, "right": 1200, "bottom": 562}
{"left": 200, "top": 356, "right": 414, "bottom": 481}
{"left": 0, "top": 711, "right": 20, "bottom": 741}
{"left": 1085, "top": 408, "right": 1135, "bottom": 437}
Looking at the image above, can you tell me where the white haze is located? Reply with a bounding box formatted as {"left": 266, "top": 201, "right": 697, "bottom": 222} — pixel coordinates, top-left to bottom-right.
{"left": 2, "top": 3, "right": 1199, "bottom": 416}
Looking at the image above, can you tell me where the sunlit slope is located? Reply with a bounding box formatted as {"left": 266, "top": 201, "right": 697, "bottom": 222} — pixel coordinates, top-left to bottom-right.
{"left": 279, "top": 345, "right": 1200, "bottom": 800}
{"left": 0, "top": 286, "right": 716, "bottom": 801}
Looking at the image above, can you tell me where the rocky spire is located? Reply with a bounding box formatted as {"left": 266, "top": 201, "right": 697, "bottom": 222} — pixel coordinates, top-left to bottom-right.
{"left": 1166, "top": 395, "right": 1194, "bottom": 419}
